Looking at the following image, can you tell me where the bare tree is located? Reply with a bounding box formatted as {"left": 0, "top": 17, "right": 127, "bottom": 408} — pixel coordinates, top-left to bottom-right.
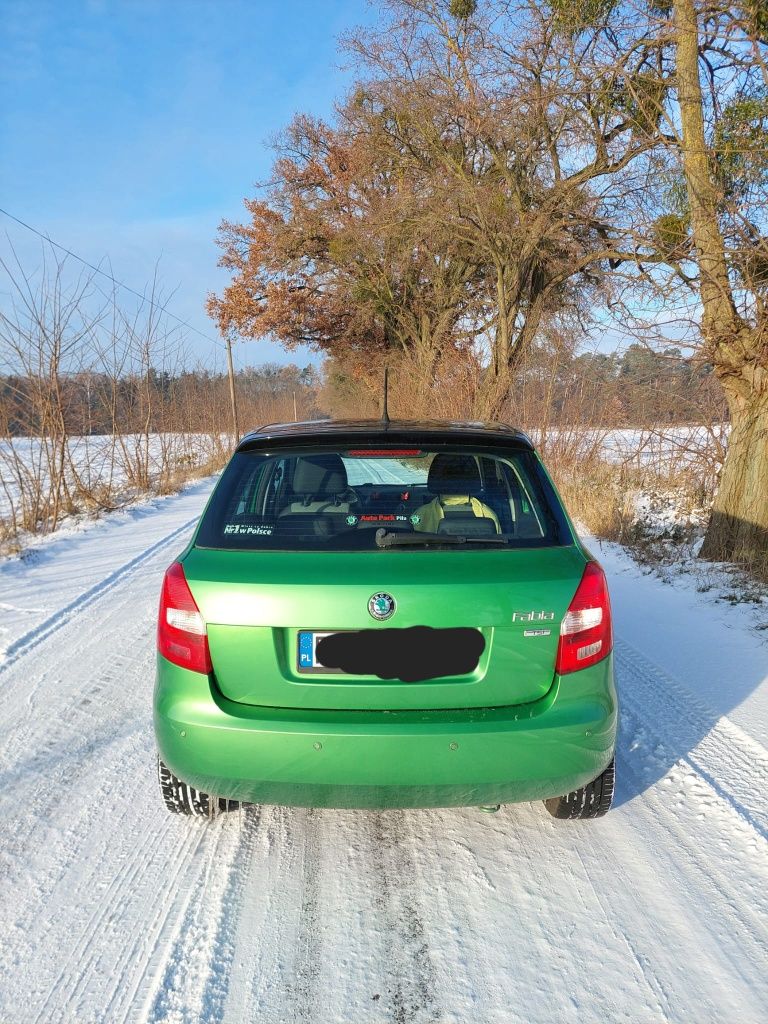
{"left": 0, "top": 243, "right": 103, "bottom": 530}
{"left": 0, "top": 244, "right": 241, "bottom": 545}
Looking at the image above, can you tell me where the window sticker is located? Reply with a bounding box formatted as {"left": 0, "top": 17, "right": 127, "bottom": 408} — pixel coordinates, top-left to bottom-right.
{"left": 223, "top": 523, "right": 274, "bottom": 536}
{"left": 358, "top": 514, "right": 410, "bottom": 523}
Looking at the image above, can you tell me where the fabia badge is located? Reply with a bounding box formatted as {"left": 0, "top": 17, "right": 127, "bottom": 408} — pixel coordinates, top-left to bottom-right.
{"left": 368, "top": 592, "right": 396, "bottom": 621}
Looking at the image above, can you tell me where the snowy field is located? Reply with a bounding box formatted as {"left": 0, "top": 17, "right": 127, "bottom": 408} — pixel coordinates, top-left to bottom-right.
{"left": 531, "top": 423, "right": 728, "bottom": 475}
{"left": 0, "top": 433, "right": 221, "bottom": 519}
{"left": 589, "top": 424, "right": 727, "bottom": 472}
{"left": 0, "top": 476, "right": 766, "bottom": 1022}
{"left": 0, "top": 424, "right": 727, "bottom": 523}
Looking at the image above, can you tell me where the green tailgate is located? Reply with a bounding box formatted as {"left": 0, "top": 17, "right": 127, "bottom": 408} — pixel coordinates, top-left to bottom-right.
{"left": 182, "top": 545, "right": 587, "bottom": 711}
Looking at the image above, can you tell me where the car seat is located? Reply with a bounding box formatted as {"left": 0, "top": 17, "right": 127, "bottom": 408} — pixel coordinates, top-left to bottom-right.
{"left": 278, "top": 454, "right": 356, "bottom": 517}
{"left": 412, "top": 454, "right": 500, "bottom": 536}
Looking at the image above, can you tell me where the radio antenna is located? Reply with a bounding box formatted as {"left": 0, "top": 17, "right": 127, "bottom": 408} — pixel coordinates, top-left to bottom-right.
{"left": 381, "top": 366, "right": 390, "bottom": 424}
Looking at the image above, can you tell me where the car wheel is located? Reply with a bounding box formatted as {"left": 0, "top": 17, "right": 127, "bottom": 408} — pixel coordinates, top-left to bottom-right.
{"left": 157, "top": 757, "right": 239, "bottom": 816}
{"left": 544, "top": 758, "right": 615, "bottom": 820}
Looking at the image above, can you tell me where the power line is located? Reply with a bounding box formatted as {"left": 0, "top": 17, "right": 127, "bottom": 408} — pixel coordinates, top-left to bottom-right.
{"left": 0, "top": 205, "right": 227, "bottom": 352}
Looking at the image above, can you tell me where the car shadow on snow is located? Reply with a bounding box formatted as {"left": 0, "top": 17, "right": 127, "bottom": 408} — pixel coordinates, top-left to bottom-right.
{"left": 609, "top": 631, "right": 767, "bottom": 817}
{"left": 583, "top": 514, "right": 768, "bottom": 816}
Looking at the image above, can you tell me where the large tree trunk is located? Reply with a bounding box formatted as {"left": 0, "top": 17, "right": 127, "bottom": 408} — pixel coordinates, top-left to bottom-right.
{"left": 673, "top": 0, "right": 768, "bottom": 571}
{"left": 699, "top": 380, "right": 768, "bottom": 571}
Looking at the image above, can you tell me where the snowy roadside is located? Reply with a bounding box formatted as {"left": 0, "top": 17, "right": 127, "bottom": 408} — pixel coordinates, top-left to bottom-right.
{"left": 585, "top": 532, "right": 768, "bottom": 747}
{"left": 0, "top": 477, "right": 216, "bottom": 665}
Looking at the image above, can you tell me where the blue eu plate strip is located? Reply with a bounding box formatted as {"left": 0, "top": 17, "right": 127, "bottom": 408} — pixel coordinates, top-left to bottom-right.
{"left": 298, "top": 631, "right": 314, "bottom": 669}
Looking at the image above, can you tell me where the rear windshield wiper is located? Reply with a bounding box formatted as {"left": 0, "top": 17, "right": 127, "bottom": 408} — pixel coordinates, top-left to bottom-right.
{"left": 375, "top": 529, "right": 508, "bottom": 548}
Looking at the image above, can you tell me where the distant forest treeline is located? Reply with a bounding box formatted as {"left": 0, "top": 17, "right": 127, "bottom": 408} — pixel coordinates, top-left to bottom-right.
{"left": 558, "top": 344, "right": 725, "bottom": 426}
{"left": 0, "top": 345, "right": 724, "bottom": 438}
{"left": 323, "top": 342, "right": 726, "bottom": 430}
{"left": 0, "top": 363, "right": 323, "bottom": 438}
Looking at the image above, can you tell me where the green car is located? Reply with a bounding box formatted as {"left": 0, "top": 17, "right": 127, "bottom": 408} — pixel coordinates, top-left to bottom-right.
{"left": 154, "top": 420, "right": 617, "bottom": 819}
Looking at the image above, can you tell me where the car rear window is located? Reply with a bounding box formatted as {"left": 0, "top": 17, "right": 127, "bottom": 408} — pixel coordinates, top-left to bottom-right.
{"left": 195, "top": 443, "right": 573, "bottom": 551}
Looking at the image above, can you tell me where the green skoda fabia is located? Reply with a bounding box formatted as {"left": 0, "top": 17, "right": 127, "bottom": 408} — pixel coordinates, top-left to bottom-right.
{"left": 154, "top": 420, "right": 617, "bottom": 819}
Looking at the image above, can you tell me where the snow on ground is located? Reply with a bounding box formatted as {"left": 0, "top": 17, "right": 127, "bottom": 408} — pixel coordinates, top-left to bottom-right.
{"left": 0, "top": 479, "right": 215, "bottom": 665}
{"left": 528, "top": 423, "right": 727, "bottom": 472}
{"left": 596, "top": 424, "right": 727, "bottom": 469}
{"left": 0, "top": 478, "right": 766, "bottom": 1023}
{"left": 0, "top": 433, "right": 220, "bottom": 519}
{"left": 589, "top": 535, "right": 768, "bottom": 747}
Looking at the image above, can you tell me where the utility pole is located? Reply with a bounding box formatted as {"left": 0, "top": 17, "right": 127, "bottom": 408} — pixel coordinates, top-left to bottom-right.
{"left": 225, "top": 335, "right": 240, "bottom": 444}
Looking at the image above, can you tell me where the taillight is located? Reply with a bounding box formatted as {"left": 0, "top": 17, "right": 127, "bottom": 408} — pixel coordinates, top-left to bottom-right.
{"left": 555, "top": 562, "right": 612, "bottom": 674}
{"left": 157, "top": 561, "right": 212, "bottom": 674}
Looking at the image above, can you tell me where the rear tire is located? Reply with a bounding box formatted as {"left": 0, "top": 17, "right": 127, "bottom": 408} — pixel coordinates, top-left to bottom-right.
{"left": 544, "top": 758, "right": 615, "bottom": 820}
{"left": 157, "top": 757, "right": 239, "bottom": 817}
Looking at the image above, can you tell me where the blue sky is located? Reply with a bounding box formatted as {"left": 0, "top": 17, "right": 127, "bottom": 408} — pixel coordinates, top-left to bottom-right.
{"left": 0, "top": 0, "right": 378, "bottom": 370}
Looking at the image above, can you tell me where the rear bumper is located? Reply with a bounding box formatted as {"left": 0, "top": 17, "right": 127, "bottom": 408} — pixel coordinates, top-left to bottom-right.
{"left": 154, "top": 655, "right": 617, "bottom": 809}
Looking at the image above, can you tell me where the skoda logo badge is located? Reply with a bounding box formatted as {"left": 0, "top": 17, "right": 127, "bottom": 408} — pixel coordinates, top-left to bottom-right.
{"left": 368, "top": 592, "right": 396, "bottom": 621}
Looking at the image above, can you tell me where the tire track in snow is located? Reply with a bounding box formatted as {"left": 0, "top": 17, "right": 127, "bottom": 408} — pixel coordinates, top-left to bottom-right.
{"left": 0, "top": 725, "right": 153, "bottom": 951}
{"left": 0, "top": 735, "right": 188, "bottom": 1024}
{"left": 614, "top": 637, "right": 768, "bottom": 837}
{"left": 115, "top": 811, "right": 242, "bottom": 1024}
{"left": 290, "top": 807, "right": 324, "bottom": 1023}
{"left": 0, "top": 639, "right": 150, "bottom": 780}
{"left": 192, "top": 808, "right": 263, "bottom": 1023}
{"left": 407, "top": 806, "right": 671, "bottom": 1024}
{"left": 0, "top": 501, "right": 221, "bottom": 1024}
{"left": 213, "top": 805, "right": 317, "bottom": 1024}
{"left": 0, "top": 510, "right": 196, "bottom": 804}
{"left": 578, "top": 757, "right": 768, "bottom": 1021}
{"left": 135, "top": 807, "right": 260, "bottom": 1024}
{"left": 570, "top": 837, "right": 676, "bottom": 1021}
{"left": 0, "top": 514, "right": 198, "bottom": 676}
{"left": 97, "top": 820, "right": 219, "bottom": 1024}
{"left": 4, "top": 696, "right": 218, "bottom": 1024}
{"left": 366, "top": 813, "right": 443, "bottom": 1024}
{"left": 0, "top": 629, "right": 160, "bottom": 904}
{"left": 391, "top": 809, "right": 503, "bottom": 1024}
{"left": 31, "top": 793, "right": 241, "bottom": 1024}
{"left": 28, "top": 810, "right": 185, "bottom": 1024}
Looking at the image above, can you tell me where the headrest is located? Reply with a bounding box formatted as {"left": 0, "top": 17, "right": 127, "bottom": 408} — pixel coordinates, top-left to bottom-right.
{"left": 427, "top": 453, "right": 482, "bottom": 496}
{"left": 292, "top": 454, "right": 348, "bottom": 495}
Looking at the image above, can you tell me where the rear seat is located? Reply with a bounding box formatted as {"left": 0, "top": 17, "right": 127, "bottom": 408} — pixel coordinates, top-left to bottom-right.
{"left": 277, "top": 455, "right": 355, "bottom": 529}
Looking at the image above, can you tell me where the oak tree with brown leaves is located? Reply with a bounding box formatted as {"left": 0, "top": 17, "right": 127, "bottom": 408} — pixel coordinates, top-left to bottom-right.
{"left": 210, "top": 0, "right": 665, "bottom": 416}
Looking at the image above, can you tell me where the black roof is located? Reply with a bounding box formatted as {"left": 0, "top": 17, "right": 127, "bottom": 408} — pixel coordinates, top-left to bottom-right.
{"left": 237, "top": 418, "right": 533, "bottom": 451}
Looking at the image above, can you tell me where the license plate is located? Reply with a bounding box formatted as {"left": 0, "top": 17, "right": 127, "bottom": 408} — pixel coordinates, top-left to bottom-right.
{"left": 297, "top": 631, "right": 336, "bottom": 673}
{"left": 297, "top": 627, "right": 485, "bottom": 680}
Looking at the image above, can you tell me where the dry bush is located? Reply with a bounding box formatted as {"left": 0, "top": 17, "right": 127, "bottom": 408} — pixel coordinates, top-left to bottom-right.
{"left": 0, "top": 519, "right": 23, "bottom": 558}
{"left": 552, "top": 462, "right": 630, "bottom": 543}
{"left": 154, "top": 451, "right": 230, "bottom": 497}
{"left": 320, "top": 346, "right": 484, "bottom": 421}
{"left": 554, "top": 456, "right": 717, "bottom": 565}
{"left": 0, "top": 248, "right": 257, "bottom": 551}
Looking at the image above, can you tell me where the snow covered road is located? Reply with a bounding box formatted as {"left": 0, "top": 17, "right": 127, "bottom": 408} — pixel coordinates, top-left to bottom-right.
{"left": 0, "top": 480, "right": 766, "bottom": 1023}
